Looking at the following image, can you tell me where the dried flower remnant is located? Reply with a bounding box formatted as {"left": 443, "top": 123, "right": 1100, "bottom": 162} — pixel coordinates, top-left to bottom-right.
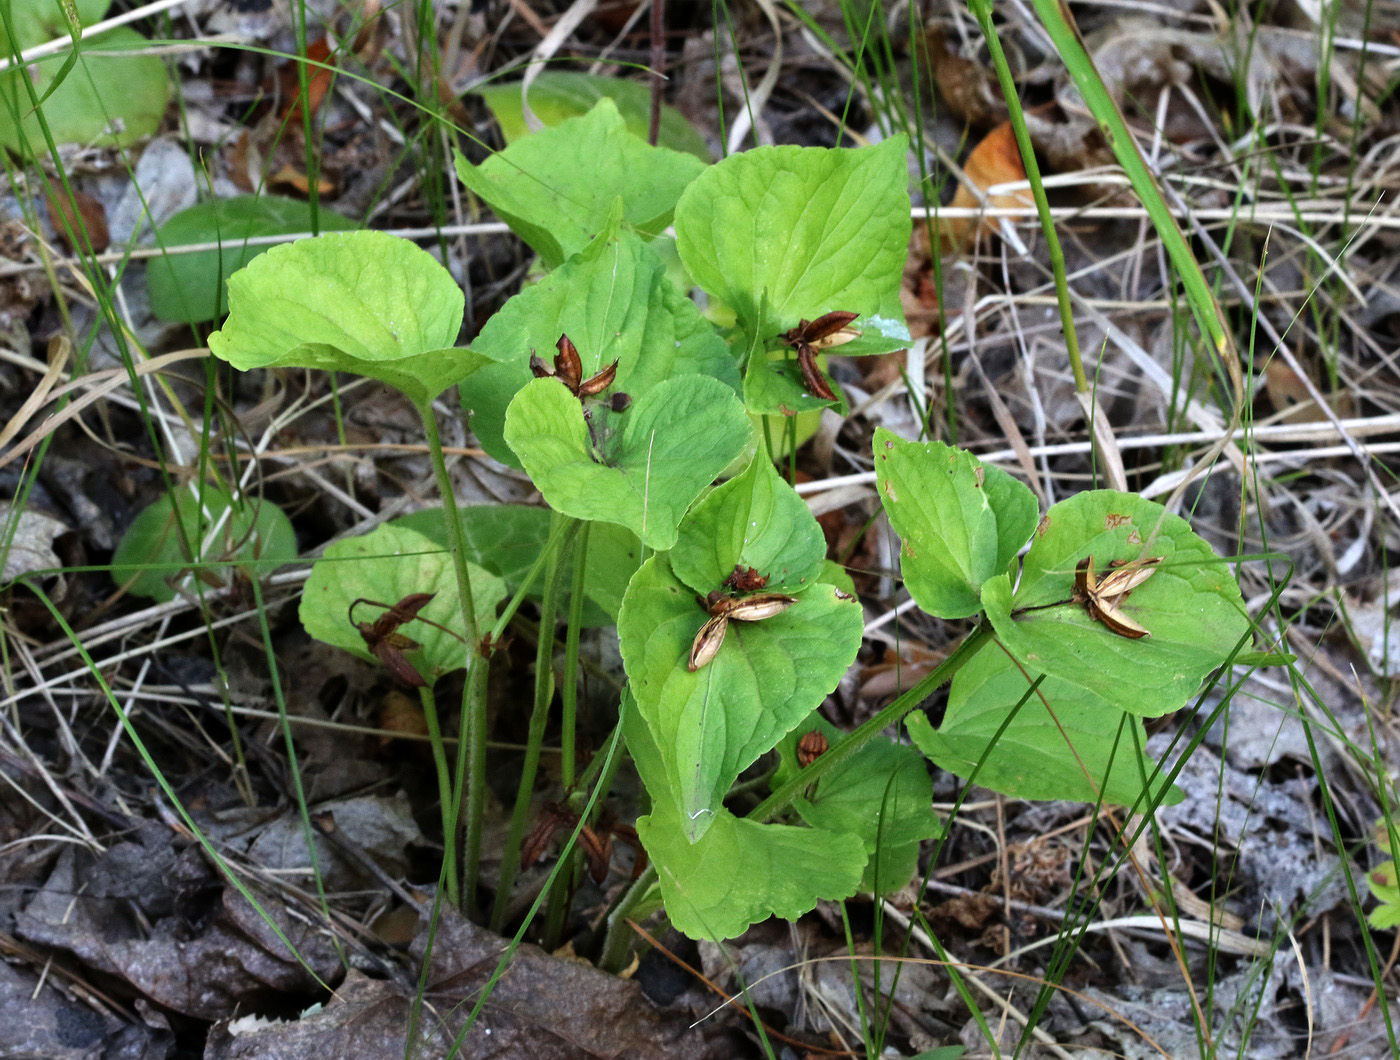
{"left": 723, "top": 564, "right": 769, "bottom": 593}
{"left": 350, "top": 592, "right": 437, "bottom": 687}
{"left": 1073, "top": 556, "right": 1161, "bottom": 639}
{"left": 521, "top": 803, "right": 646, "bottom": 883}
{"left": 779, "top": 311, "right": 860, "bottom": 402}
{"left": 687, "top": 588, "right": 798, "bottom": 671}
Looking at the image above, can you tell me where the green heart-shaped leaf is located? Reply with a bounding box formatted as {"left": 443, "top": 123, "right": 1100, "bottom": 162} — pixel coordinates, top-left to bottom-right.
{"left": 982, "top": 490, "right": 1248, "bottom": 717}
{"left": 669, "top": 454, "right": 827, "bottom": 595}
{"left": 618, "top": 556, "right": 863, "bottom": 840}
{"left": 504, "top": 375, "right": 750, "bottom": 551}
{"left": 623, "top": 699, "right": 865, "bottom": 940}
{"left": 208, "top": 231, "right": 488, "bottom": 408}
{"left": 910, "top": 642, "right": 1180, "bottom": 806}
{"left": 455, "top": 98, "right": 706, "bottom": 268}
{"left": 874, "top": 429, "right": 1038, "bottom": 619}
{"left": 471, "top": 71, "right": 710, "bottom": 160}
{"left": 0, "top": 26, "right": 168, "bottom": 157}
{"left": 300, "top": 524, "right": 506, "bottom": 688}
{"left": 467, "top": 228, "right": 737, "bottom": 467}
{"left": 389, "top": 505, "right": 641, "bottom": 625}
{"left": 674, "top": 136, "right": 911, "bottom": 340}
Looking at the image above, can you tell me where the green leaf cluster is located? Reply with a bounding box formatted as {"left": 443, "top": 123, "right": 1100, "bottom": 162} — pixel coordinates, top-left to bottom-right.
{"left": 875, "top": 431, "right": 1249, "bottom": 807}
{"left": 194, "top": 104, "right": 1255, "bottom": 951}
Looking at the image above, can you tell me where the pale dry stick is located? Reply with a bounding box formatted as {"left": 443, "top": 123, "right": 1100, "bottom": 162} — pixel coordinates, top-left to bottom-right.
{"left": 2, "top": 598, "right": 301, "bottom": 712}
{"left": 0, "top": 0, "right": 193, "bottom": 73}
{"left": 0, "top": 338, "right": 69, "bottom": 452}
{"left": 985, "top": 914, "right": 1273, "bottom": 967}
{"left": 2, "top": 581, "right": 307, "bottom": 708}
{"left": 97, "top": 612, "right": 173, "bottom": 777}
{"left": 519, "top": 0, "right": 600, "bottom": 132}
{"left": 0, "top": 717, "right": 103, "bottom": 850}
{"left": 1149, "top": 182, "right": 1400, "bottom": 528}
{"left": 725, "top": 0, "right": 783, "bottom": 153}
{"left": 793, "top": 411, "right": 1400, "bottom": 497}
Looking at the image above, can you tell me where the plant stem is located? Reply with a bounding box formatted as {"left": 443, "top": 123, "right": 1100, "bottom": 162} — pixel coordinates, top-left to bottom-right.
{"left": 560, "top": 521, "right": 591, "bottom": 789}
{"left": 748, "top": 623, "right": 994, "bottom": 824}
{"left": 491, "top": 513, "right": 577, "bottom": 932}
{"left": 418, "top": 401, "right": 487, "bottom": 916}
{"left": 418, "top": 683, "right": 459, "bottom": 908}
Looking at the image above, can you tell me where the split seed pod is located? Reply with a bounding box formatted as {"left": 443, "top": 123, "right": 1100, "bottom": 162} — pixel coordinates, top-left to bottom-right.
{"left": 1073, "top": 556, "right": 1160, "bottom": 639}
{"left": 530, "top": 332, "right": 620, "bottom": 399}
{"left": 687, "top": 590, "right": 798, "bottom": 671}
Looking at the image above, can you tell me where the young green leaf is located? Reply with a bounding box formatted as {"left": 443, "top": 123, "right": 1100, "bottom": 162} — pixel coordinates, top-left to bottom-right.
{"left": 910, "top": 642, "right": 1181, "bottom": 806}
{"left": 981, "top": 490, "right": 1249, "bottom": 717}
{"left": 454, "top": 98, "right": 706, "bottom": 268}
{"left": 623, "top": 699, "right": 865, "bottom": 941}
{"left": 674, "top": 136, "right": 912, "bottom": 340}
{"left": 467, "top": 229, "right": 738, "bottom": 468}
{"left": 503, "top": 374, "right": 750, "bottom": 551}
{"left": 207, "top": 231, "right": 490, "bottom": 408}
{"left": 111, "top": 485, "right": 296, "bottom": 603}
{"left": 874, "top": 429, "right": 1039, "bottom": 619}
{"left": 618, "top": 556, "right": 863, "bottom": 841}
{"left": 668, "top": 454, "right": 827, "bottom": 596}
{"left": 300, "top": 524, "right": 506, "bottom": 688}
{"left": 147, "top": 196, "right": 356, "bottom": 324}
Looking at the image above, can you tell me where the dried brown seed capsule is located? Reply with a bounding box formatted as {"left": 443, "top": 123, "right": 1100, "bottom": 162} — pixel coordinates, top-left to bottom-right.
{"left": 797, "top": 729, "right": 829, "bottom": 767}
{"left": 724, "top": 565, "right": 768, "bottom": 593}
{"left": 576, "top": 358, "right": 619, "bottom": 397}
{"left": 553, "top": 333, "right": 583, "bottom": 391}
